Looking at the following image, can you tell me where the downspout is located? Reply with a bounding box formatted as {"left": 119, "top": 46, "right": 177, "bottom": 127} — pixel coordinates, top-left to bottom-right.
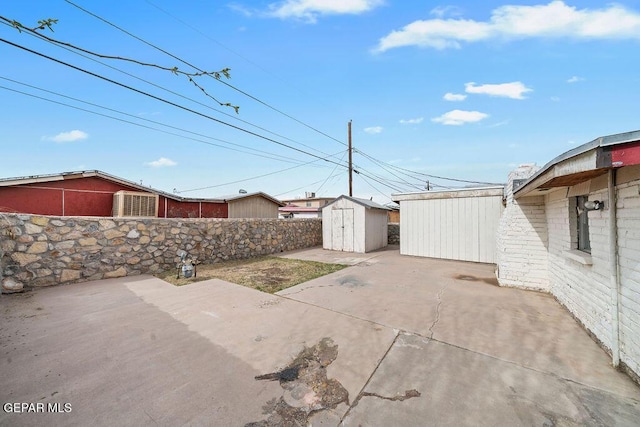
{"left": 608, "top": 168, "right": 621, "bottom": 367}
{"left": 61, "top": 188, "right": 65, "bottom": 216}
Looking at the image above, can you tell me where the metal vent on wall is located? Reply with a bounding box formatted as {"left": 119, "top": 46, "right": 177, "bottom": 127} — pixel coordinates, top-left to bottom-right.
{"left": 112, "top": 191, "right": 158, "bottom": 217}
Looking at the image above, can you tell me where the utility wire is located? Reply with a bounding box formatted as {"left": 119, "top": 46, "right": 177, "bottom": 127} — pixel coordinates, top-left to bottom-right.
{"left": 356, "top": 148, "right": 503, "bottom": 186}
{"left": 0, "top": 76, "right": 330, "bottom": 167}
{"left": 0, "top": 19, "right": 336, "bottom": 160}
{"left": 0, "top": 83, "right": 340, "bottom": 170}
{"left": 0, "top": 38, "right": 350, "bottom": 169}
{"left": 64, "top": 0, "right": 348, "bottom": 149}
{"left": 177, "top": 153, "right": 344, "bottom": 193}
{"left": 275, "top": 171, "right": 343, "bottom": 198}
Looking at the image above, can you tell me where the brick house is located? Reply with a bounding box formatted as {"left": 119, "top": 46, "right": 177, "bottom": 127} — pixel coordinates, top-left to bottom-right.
{"left": 496, "top": 130, "right": 640, "bottom": 382}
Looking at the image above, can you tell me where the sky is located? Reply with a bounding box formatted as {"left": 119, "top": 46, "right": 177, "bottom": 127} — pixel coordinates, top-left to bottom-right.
{"left": 1, "top": 0, "right": 639, "bottom": 204}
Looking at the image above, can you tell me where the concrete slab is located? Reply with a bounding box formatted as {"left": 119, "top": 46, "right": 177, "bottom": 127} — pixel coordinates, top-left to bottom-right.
{"left": 2, "top": 245, "right": 639, "bottom": 426}
{"left": 0, "top": 275, "right": 396, "bottom": 426}
{"left": 279, "top": 248, "right": 640, "bottom": 401}
{"left": 343, "top": 333, "right": 640, "bottom": 426}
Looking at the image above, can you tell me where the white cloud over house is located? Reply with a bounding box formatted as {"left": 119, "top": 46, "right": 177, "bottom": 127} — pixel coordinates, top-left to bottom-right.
{"left": 443, "top": 92, "right": 467, "bottom": 101}
{"left": 567, "top": 75, "right": 585, "bottom": 83}
{"left": 374, "top": 1, "right": 640, "bottom": 52}
{"left": 267, "top": 0, "right": 384, "bottom": 22}
{"left": 399, "top": 117, "right": 424, "bottom": 124}
{"left": 364, "top": 126, "right": 383, "bottom": 134}
{"left": 146, "top": 157, "right": 177, "bottom": 167}
{"left": 42, "top": 130, "right": 88, "bottom": 143}
{"left": 432, "top": 110, "right": 489, "bottom": 126}
{"left": 465, "top": 81, "right": 532, "bottom": 99}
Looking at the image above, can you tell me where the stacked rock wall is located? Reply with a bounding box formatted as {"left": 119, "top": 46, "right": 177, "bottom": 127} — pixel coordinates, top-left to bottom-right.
{"left": 0, "top": 214, "right": 322, "bottom": 292}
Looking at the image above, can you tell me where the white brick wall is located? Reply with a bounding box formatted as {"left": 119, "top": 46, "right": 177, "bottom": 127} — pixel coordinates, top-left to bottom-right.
{"left": 497, "top": 165, "right": 549, "bottom": 290}
{"left": 498, "top": 164, "right": 640, "bottom": 381}
{"left": 546, "top": 187, "right": 614, "bottom": 350}
{"left": 616, "top": 176, "right": 640, "bottom": 377}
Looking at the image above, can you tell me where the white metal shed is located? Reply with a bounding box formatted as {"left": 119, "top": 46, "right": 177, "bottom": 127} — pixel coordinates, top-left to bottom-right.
{"left": 393, "top": 187, "right": 504, "bottom": 263}
{"left": 322, "top": 195, "right": 390, "bottom": 253}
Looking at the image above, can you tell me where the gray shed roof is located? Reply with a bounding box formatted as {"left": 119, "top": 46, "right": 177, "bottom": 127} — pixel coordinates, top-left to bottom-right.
{"left": 324, "top": 195, "right": 391, "bottom": 211}
{"left": 217, "top": 192, "right": 285, "bottom": 207}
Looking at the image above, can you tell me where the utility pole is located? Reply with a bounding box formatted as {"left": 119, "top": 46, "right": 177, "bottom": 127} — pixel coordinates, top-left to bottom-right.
{"left": 348, "top": 120, "right": 353, "bottom": 197}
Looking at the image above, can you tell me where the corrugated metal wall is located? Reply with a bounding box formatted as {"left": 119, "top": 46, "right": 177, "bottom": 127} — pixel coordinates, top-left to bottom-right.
{"left": 399, "top": 195, "right": 503, "bottom": 263}
{"left": 228, "top": 196, "right": 279, "bottom": 218}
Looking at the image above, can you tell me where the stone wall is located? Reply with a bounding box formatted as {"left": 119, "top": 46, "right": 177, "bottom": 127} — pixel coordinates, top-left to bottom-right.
{"left": 0, "top": 214, "right": 322, "bottom": 293}
{"left": 388, "top": 223, "right": 399, "bottom": 245}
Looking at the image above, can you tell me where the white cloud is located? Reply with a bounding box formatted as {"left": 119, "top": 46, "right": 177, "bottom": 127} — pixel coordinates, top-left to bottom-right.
{"left": 364, "top": 126, "right": 383, "bottom": 134}
{"left": 465, "top": 81, "right": 532, "bottom": 99}
{"left": 399, "top": 117, "right": 424, "bottom": 124}
{"left": 489, "top": 120, "right": 510, "bottom": 128}
{"left": 432, "top": 110, "right": 489, "bottom": 126}
{"left": 443, "top": 92, "right": 467, "bottom": 101}
{"left": 146, "top": 157, "right": 177, "bottom": 167}
{"left": 550, "top": 96, "right": 561, "bottom": 102}
{"left": 268, "top": 0, "right": 384, "bottom": 22}
{"left": 430, "top": 6, "right": 463, "bottom": 19}
{"left": 374, "top": 1, "right": 640, "bottom": 52}
{"left": 42, "top": 130, "right": 88, "bottom": 143}
{"left": 567, "top": 75, "right": 585, "bottom": 83}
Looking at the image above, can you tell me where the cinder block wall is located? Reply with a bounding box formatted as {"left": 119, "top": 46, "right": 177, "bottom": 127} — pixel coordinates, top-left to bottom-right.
{"left": 496, "top": 165, "right": 550, "bottom": 290}
{"left": 0, "top": 215, "right": 322, "bottom": 293}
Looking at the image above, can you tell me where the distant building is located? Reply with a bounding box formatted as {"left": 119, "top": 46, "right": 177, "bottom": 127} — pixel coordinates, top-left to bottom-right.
{"left": 279, "top": 192, "right": 335, "bottom": 218}
{"left": 0, "top": 170, "right": 284, "bottom": 219}
{"left": 280, "top": 192, "right": 335, "bottom": 209}
{"left": 278, "top": 204, "right": 321, "bottom": 219}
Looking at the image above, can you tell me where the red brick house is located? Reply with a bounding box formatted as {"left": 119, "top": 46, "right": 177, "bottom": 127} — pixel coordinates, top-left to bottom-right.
{"left": 0, "top": 170, "right": 283, "bottom": 218}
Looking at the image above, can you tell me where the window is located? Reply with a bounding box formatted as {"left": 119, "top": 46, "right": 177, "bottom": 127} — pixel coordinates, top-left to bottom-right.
{"left": 576, "top": 195, "right": 591, "bottom": 253}
{"left": 306, "top": 202, "right": 312, "bottom": 207}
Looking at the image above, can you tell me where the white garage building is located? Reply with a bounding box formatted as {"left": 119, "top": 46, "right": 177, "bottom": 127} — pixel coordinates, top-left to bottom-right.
{"left": 392, "top": 187, "right": 505, "bottom": 264}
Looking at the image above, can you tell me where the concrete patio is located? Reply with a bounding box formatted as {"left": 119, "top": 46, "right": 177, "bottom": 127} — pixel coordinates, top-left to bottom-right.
{"left": 1, "top": 246, "right": 638, "bottom": 426}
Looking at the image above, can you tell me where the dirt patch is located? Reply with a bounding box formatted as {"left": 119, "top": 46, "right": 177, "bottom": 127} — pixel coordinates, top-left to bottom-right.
{"left": 247, "top": 338, "right": 348, "bottom": 426}
{"left": 156, "top": 256, "right": 347, "bottom": 293}
{"left": 454, "top": 274, "right": 499, "bottom": 287}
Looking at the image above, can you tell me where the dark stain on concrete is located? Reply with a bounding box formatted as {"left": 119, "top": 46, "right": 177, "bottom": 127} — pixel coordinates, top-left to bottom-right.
{"left": 455, "top": 274, "right": 499, "bottom": 287}
{"left": 338, "top": 275, "right": 368, "bottom": 288}
{"left": 247, "top": 337, "right": 349, "bottom": 427}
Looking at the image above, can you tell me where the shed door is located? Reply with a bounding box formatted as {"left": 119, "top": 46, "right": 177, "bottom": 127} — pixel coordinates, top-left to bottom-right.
{"left": 331, "top": 209, "right": 354, "bottom": 252}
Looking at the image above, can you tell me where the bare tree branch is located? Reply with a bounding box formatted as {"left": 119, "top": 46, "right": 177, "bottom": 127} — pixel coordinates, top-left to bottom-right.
{"left": 1, "top": 16, "right": 239, "bottom": 112}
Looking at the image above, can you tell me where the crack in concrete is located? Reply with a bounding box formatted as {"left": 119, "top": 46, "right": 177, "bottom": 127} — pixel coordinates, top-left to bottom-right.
{"left": 361, "top": 389, "right": 421, "bottom": 402}
{"left": 428, "top": 285, "right": 446, "bottom": 339}
{"left": 340, "top": 332, "right": 401, "bottom": 422}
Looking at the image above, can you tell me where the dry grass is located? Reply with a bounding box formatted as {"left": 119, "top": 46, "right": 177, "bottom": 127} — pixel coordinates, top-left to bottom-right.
{"left": 156, "top": 256, "right": 347, "bottom": 293}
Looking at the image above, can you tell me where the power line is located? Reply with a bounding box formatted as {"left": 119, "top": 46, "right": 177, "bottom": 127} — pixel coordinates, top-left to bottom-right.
{"left": 275, "top": 171, "right": 343, "bottom": 197}
{"left": 0, "top": 38, "right": 350, "bottom": 170}
{"left": 0, "top": 19, "right": 338, "bottom": 160}
{"left": 64, "top": 0, "right": 348, "bottom": 149}
{"left": 355, "top": 148, "right": 503, "bottom": 186}
{"left": 0, "top": 76, "right": 331, "bottom": 167}
{"left": 177, "top": 153, "right": 345, "bottom": 193}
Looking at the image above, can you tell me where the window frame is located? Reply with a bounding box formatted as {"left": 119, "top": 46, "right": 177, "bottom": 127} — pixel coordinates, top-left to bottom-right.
{"left": 576, "top": 195, "right": 591, "bottom": 254}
